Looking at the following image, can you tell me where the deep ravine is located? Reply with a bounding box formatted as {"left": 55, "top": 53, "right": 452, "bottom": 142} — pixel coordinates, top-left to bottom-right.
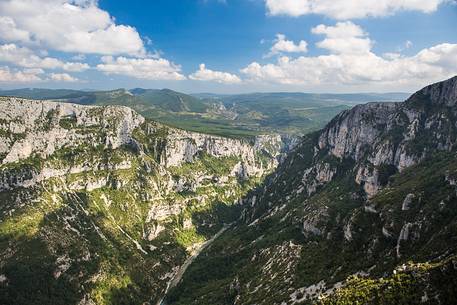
{"left": 158, "top": 223, "right": 233, "bottom": 305}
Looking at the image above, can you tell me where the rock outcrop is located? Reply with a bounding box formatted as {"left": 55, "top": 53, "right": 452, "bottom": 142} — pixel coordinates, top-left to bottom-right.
{"left": 0, "top": 97, "right": 144, "bottom": 164}
{"left": 317, "top": 76, "right": 457, "bottom": 197}
{"left": 0, "top": 97, "right": 285, "bottom": 191}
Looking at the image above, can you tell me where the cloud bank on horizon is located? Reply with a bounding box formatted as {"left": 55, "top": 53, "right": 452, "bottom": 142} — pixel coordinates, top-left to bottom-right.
{"left": 0, "top": 0, "right": 456, "bottom": 92}
{"left": 265, "top": 0, "right": 447, "bottom": 19}
{"left": 242, "top": 21, "right": 457, "bottom": 88}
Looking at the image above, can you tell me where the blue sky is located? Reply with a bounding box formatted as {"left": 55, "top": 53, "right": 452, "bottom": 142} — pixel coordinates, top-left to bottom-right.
{"left": 0, "top": 0, "right": 456, "bottom": 93}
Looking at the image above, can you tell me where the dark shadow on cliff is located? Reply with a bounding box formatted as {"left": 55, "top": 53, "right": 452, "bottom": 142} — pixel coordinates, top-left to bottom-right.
{"left": 0, "top": 193, "right": 97, "bottom": 305}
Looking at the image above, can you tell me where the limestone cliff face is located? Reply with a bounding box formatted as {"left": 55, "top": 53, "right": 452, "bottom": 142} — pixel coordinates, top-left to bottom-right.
{"left": 0, "top": 97, "right": 283, "bottom": 191}
{"left": 419, "top": 75, "right": 457, "bottom": 106}
{"left": 317, "top": 76, "right": 457, "bottom": 197}
{"left": 0, "top": 97, "right": 144, "bottom": 164}
{"left": 157, "top": 130, "right": 295, "bottom": 178}
{"left": 161, "top": 130, "right": 266, "bottom": 177}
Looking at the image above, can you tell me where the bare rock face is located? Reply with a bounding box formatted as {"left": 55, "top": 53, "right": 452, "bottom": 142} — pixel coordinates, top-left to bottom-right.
{"left": 302, "top": 162, "right": 336, "bottom": 195}
{"left": 396, "top": 222, "right": 413, "bottom": 258}
{"left": 0, "top": 97, "right": 285, "bottom": 191}
{"left": 355, "top": 166, "right": 381, "bottom": 198}
{"left": 155, "top": 131, "right": 279, "bottom": 179}
{"left": 318, "top": 102, "right": 400, "bottom": 162}
{"left": 254, "top": 134, "right": 284, "bottom": 158}
{"left": 0, "top": 97, "right": 144, "bottom": 164}
{"left": 416, "top": 75, "right": 457, "bottom": 107}
{"left": 316, "top": 76, "right": 457, "bottom": 198}
{"left": 402, "top": 193, "right": 415, "bottom": 211}
{"left": 302, "top": 212, "right": 324, "bottom": 237}
{"left": 163, "top": 130, "right": 259, "bottom": 171}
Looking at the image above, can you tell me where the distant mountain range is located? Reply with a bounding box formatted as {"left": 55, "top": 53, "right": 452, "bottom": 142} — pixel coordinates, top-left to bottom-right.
{"left": 192, "top": 91, "right": 410, "bottom": 103}
{"left": 0, "top": 88, "right": 410, "bottom": 138}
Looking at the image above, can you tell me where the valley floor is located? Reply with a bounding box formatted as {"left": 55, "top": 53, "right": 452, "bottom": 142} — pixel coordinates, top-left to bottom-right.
{"left": 158, "top": 223, "right": 232, "bottom": 305}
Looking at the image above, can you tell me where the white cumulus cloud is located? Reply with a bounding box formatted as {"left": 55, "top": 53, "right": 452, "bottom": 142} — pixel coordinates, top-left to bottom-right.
{"left": 0, "top": 44, "right": 90, "bottom": 72}
{"left": 265, "top": 0, "right": 447, "bottom": 19}
{"left": 0, "top": 17, "right": 31, "bottom": 43}
{"left": 0, "top": 0, "right": 146, "bottom": 56}
{"left": 312, "top": 22, "right": 372, "bottom": 54}
{"left": 96, "top": 56, "right": 186, "bottom": 81}
{"left": 241, "top": 22, "right": 457, "bottom": 90}
{"left": 267, "top": 34, "right": 308, "bottom": 57}
{"left": 0, "top": 1, "right": 187, "bottom": 83}
{"left": 189, "top": 64, "right": 242, "bottom": 84}
{"left": 49, "top": 73, "right": 79, "bottom": 82}
{"left": 0, "top": 66, "right": 43, "bottom": 82}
